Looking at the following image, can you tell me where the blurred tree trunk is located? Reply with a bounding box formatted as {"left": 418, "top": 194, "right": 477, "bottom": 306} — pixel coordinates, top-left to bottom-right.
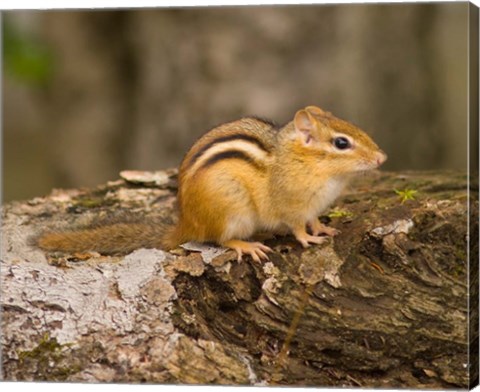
{"left": 35, "top": 4, "right": 468, "bottom": 191}
{"left": 41, "top": 11, "right": 135, "bottom": 187}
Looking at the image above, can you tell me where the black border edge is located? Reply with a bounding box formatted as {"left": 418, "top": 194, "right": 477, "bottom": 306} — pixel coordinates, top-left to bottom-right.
{"left": 468, "top": 1, "right": 479, "bottom": 390}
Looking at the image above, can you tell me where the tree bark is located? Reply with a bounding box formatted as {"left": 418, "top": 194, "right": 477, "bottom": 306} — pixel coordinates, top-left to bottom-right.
{"left": 1, "top": 170, "right": 476, "bottom": 388}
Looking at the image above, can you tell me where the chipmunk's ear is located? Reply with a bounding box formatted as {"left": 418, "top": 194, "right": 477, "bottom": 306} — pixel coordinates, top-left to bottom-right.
{"left": 305, "top": 105, "right": 326, "bottom": 116}
{"left": 294, "top": 109, "right": 317, "bottom": 145}
{"left": 306, "top": 105, "right": 334, "bottom": 120}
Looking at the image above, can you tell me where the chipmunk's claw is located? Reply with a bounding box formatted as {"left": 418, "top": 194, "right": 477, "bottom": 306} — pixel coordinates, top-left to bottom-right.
{"left": 223, "top": 240, "right": 273, "bottom": 263}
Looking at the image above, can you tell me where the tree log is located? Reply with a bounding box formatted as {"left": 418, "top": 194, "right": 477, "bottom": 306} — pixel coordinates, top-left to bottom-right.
{"left": 1, "top": 170, "right": 477, "bottom": 388}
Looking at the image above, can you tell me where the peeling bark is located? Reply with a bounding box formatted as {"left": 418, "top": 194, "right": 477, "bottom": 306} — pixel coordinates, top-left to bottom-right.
{"left": 1, "top": 170, "right": 477, "bottom": 388}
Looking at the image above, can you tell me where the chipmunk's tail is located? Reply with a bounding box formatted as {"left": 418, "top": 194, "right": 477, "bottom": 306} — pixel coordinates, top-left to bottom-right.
{"left": 36, "top": 221, "right": 183, "bottom": 255}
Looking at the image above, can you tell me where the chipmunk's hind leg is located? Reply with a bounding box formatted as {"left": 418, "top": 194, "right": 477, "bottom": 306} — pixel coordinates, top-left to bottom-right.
{"left": 222, "top": 239, "right": 272, "bottom": 263}
{"left": 219, "top": 212, "right": 273, "bottom": 262}
{"left": 187, "top": 166, "right": 272, "bottom": 261}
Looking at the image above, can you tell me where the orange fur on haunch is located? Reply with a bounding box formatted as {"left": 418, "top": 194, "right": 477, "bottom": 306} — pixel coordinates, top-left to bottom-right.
{"left": 36, "top": 105, "right": 387, "bottom": 259}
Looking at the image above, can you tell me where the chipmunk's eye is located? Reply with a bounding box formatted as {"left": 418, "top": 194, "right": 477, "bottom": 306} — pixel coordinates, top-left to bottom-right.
{"left": 332, "top": 136, "right": 351, "bottom": 150}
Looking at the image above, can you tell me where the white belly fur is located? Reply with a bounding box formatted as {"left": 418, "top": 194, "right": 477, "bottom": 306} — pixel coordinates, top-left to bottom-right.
{"left": 307, "top": 177, "right": 347, "bottom": 220}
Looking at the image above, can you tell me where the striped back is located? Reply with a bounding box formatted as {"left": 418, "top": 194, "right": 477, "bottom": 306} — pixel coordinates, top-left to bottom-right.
{"left": 180, "top": 117, "right": 277, "bottom": 178}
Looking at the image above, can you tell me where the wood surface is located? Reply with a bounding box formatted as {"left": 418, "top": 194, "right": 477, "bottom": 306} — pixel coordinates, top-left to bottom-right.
{"left": 1, "top": 170, "right": 477, "bottom": 388}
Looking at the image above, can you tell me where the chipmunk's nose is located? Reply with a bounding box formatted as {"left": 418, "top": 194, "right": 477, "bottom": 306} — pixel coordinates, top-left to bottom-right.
{"left": 376, "top": 151, "right": 387, "bottom": 166}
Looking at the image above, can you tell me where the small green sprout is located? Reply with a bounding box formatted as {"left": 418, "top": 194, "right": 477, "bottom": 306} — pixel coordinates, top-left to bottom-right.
{"left": 328, "top": 208, "right": 354, "bottom": 219}
{"left": 395, "top": 188, "right": 418, "bottom": 204}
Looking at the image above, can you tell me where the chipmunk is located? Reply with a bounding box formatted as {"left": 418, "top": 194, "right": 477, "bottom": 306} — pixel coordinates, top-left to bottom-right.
{"left": 37, "top": 105, "right": 387, "bottom": 262}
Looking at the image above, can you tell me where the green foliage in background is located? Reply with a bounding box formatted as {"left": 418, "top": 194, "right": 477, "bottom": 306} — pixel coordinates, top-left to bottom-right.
{"left": 4, "top": 18, "right": 53, "bottom": 86}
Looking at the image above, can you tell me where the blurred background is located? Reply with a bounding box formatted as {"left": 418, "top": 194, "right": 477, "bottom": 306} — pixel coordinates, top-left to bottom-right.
{"left": 3, "top": 3, "right": 470, "bottom": 202}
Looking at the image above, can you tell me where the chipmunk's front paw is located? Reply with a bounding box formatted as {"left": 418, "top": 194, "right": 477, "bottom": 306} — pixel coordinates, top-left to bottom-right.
{"left": 309, "top": 218, "right": 340, "bottom": 237}
{"left": 293, "top": 229, "right": 328, "bottom": 248}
